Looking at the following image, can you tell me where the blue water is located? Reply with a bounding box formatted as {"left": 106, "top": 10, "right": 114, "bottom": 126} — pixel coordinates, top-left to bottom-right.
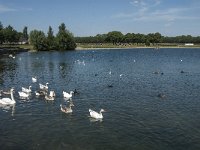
{"left": 0, "top": 48, "right": 200, "bottom": 150}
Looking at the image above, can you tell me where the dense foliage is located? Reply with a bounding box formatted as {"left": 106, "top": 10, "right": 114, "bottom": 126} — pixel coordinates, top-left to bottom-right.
{"left": 29, "top": 23, "right": 76, "bottom": 51}
{"left": 0, "top": 21, "right": 76, "bottom": 51}
{"left": 0, "top": 20, "right": 200, "bottom": 50}
{"left": 56, "top": 23, "right": 76, "bottom": 50}
{"left": 75, "top": 32, "right": 200, "bottom": 45}
{"left": 29, "top": 30, "right": 47, "bottom": 50}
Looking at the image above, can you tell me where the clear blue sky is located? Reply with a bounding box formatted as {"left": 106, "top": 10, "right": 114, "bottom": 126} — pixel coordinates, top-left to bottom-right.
{"left": 0, "top": 0, "right": 200, "bottom": 37}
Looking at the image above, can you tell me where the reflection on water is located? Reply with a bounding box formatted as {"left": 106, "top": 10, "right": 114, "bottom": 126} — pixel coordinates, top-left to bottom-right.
{"left": 0, "top": 104, "right": 15, "bottom": 116}
{"left": 0, "top": 49, "right": 200, "bottom": 150}
{"left": 89, "top": 117, "right": 103, "bottom": 123}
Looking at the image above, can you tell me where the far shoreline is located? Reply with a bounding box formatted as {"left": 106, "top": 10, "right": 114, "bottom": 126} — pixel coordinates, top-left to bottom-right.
{"left": 75, "top": 46, "right": 200, "bottom": 50}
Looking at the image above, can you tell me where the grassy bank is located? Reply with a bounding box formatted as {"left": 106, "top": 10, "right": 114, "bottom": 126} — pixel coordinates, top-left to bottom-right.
{"left": 1, "top": 43, "right": 200, "bottom": 53}
{"left": 0, "top": 44, "right": 31, "bottom": 55}
{"left": 76, "top": 43, "right": 200, "bottom": 50}
{"left": 18, "top": 44, "right": 34, "bottom": 50}
{"left": 0, "top": 44, "right": 33, "bottom": 50}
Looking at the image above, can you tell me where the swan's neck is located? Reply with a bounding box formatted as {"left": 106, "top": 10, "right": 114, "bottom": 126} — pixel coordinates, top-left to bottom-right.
{"left": 99, "top": 112, "right": 102, "bottom": 116}
{"left": 10, "top": 91, "right": 15, "bottom": 101}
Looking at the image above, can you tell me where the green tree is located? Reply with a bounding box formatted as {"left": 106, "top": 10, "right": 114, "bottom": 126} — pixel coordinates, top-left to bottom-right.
{"left": 145, "top": 39, "right": 150, "bottom": 46}
{"left": 106, "top": 31, "right": 124, "bottom": 45}
{"left": 29, "top": 30, "right": 47, "bottom": 50}
{"left": 124, "top": 33, "right": 133, "bottom": 43}
{"left": 22, "top": 26, "right": 28, "bottom": 42}
{"left": 133, "top": 33, "right": 146, "bottom": 44}
{"left": 0, "top": 21, "right": 3, "bottom": 30}
{"left": 154, "top": 32, "right": 162, "bottom": 43}
{"left": 3, "top": 25, "right": 18, "bottom": 44}
{"left": 56, "top": 23, "right": 76, "bottom": 50}
{"left": 147, "top": 32, "right": 162, "bottom": 45}
{"left": 0, "top": 21, "right": 4, "bottom": 44}
{"left": 95, "top": 34, "right": 107, "bottom": 43}
{"left": 47, "top": 26, "right": 56, "bottom": 50}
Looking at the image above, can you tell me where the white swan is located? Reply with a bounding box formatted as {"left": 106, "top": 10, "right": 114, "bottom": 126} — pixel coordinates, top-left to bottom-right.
{"left": 9, "top": 54, "right": 15, "bottom": 59}
{"left": 63, "top": 91, "right": 74, "bottom": 99}
{"left": 60, "top": 103, "right": 74, "bottom": 113}
{"left": 22, "top": 86, "right": 32, "bottom": 93}
{"left": 0, "top": 90, "right": 2, "bottom": 96}
{"left": 89, "top": 109, "right": 105, "bottom": 119}
{"left": 49, "top": 91, "right": 56, "bottom": 97}
{"left": 0, "top": 88, "right": 15, "bottom": 105}
{"left": 45, "top": 91, "right": 55, "bottom": 101}
{"left": 18, "top": 91, "right": 30, "bottom": 98}
{"left": 45, "top": 95, "right": 55, "bottom": 101}
{"left": 39, "top": 83, "right": 49, "bottom": 90}
{"left": 32, "top": 77, "right": 37, "bottom": 83}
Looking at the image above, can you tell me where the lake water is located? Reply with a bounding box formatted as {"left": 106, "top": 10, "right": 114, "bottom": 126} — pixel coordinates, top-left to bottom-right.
{"left": 0, "top": 48, "right": 200, "bottom": 150}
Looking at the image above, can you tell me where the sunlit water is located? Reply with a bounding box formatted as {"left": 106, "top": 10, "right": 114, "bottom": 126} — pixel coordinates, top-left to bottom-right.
{"left": 0, "top": 48, "right": 200, "bottom": 150}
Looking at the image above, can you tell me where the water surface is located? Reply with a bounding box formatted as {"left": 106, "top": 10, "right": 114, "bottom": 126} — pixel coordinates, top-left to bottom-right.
{"left": 0, "top": 48, "right": 200, "bottom": 150}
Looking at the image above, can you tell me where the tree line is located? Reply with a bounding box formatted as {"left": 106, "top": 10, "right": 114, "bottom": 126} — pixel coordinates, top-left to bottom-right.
{"left": 1, "top": 21, "right": 200, "bottom": 51}
{"left": 75, "top": 31, "right": 200, "bottom": 45}
{"left": 0, "top": 22, "right": 28, "bottom": 45}
{"left": 0, "top": 21, "right": 76, "bottom": 50}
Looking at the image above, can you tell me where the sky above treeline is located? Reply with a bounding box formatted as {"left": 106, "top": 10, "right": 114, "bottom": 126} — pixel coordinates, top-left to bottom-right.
{"left": 0, "top": 0, "right": 200, "bottom": 37}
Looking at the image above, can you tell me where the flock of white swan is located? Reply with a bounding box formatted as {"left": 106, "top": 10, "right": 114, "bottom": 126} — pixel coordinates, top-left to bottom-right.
{"left": 0, "top": 76, "right": 105, "bottom": 119}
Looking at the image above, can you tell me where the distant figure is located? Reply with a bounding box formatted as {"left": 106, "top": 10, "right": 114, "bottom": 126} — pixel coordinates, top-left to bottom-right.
{"left": 73, "top": 89, "right": 79, "bottom": 95}
{"left": 153, "top": 71, "right": 159, "bottom": 74}
{"left": 32, "top": 77, "right": 37, "bottom": 83}
{"left": 107, "top": 84, "right": 113, "bottom": 88}
{"left": 157, "top": 93, "right": 166, "bottom": 99}
{"left": 180, "top": 70, "right": 185, "bottom": 73}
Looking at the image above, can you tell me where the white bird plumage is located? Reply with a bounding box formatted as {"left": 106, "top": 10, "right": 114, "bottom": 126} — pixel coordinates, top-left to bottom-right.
{"left": 39, "top": 83, "right": 49, "bottom": 90}
{"left": 60, "top": 103, "right": 74, "bottom": 113}
{"left": 49, "top": 91, "right": 56, "bottom": 97}
{"left": 18, "top": 91, "right": 30, "bottom": 98}
{"left": 9, "top": 54, "right": 15, "bottom": 59}
{"left": 22, "top": 86, "right": 32, "bottom": 93}
{"left": 89, "top": 109, "right": 105, "bottom": 119}
{"left": 0, "top": 88, "right": 15, "bottom": 105}
{"left": 63, "top": 91, "right": 74, "bottom": 99}
{"left": 32, "top": 77, "right": 37, "bottom": 83}
{"left": 45, "top": 91, "right": 55, "bottom": 101}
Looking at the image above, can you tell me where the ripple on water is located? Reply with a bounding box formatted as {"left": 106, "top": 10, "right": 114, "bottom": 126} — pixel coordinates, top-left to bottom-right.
{"left": 1, "top": 49, "right": 200, "bottom": 150}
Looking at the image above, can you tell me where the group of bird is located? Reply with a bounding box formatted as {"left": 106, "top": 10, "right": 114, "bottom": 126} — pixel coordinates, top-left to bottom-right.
{"left": 0, "top": 76, "right": 106, "bottom": 119}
